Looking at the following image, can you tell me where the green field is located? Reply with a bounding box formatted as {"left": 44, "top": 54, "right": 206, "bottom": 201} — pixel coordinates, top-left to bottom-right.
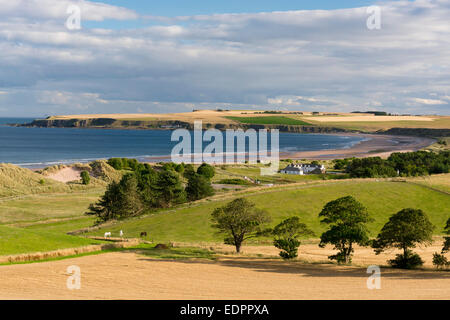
{"left": 226, "top": 116, "right": 312, "bottom": 126}
{"left": 0, "top": 190, "right": 103, "bottom": 224}
{"left": 1, "top": 164, "right": 449, "bottom": 257}
{"left": 87, "top": 180, "right": 450, "bottom": 243}
{"left": 0, "top": 223, "right": 102, "bottom": 256}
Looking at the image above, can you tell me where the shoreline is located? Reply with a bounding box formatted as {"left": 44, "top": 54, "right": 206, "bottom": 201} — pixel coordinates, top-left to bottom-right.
{"left": 281, "top": 133, "right": 436, "bottom": 160}
{"left": 4, "top": 133, "right": 436, "bottom": 169}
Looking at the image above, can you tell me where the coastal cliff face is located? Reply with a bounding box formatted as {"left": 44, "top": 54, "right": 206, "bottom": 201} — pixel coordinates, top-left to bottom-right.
{"left": 20, "top": 118, "right": 350, "bottom": 134}
{"left": 379, "top": 128, "right": 450, "bottom": 137}
{"left": 19, "top": 118, "right": 450, "bottom": 137}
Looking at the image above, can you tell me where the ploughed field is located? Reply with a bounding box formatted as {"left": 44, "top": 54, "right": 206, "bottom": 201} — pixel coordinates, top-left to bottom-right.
{"left": 1, "top": 250, "right": 449, "bottom": 300}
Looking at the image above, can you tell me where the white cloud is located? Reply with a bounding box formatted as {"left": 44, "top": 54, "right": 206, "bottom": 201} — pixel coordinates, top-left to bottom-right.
{"left": 0, "top": 0, "right": 138, "bottom": 21}
{"left": 0, "top": 0, "right": 449, "bottom": 116}
{"left": 411, "top": 98, "right": 448, "bottom": 105}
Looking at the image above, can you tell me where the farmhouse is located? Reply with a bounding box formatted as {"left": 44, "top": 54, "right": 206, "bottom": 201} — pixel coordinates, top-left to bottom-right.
{"left": 280, "top": 163, "right": 325, "bottom": 175}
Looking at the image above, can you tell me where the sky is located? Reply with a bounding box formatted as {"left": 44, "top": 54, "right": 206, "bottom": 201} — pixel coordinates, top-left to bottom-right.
{"left": 0, "top": 0, "right": 449, "bottom": 117}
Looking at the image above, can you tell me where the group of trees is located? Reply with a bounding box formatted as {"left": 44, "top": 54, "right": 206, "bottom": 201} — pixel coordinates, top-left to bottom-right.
{"left": 86, "top": 160, "right": 215, "bottom": 223}
{"left": 432, "top": 218, "right": 450, "bottom": 268}
{"left": 211, "top": 196, "right": 447, "bottom": 269}
{"left": 334, "top": 150, "right": 449, "bottom": 178}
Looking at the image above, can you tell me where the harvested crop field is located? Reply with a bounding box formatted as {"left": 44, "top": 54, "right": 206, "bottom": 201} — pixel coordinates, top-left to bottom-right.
{"left": 1, "top": 247, "right": 449, "bottom": 300}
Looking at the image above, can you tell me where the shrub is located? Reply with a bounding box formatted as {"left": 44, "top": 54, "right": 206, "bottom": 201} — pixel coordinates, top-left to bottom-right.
{"left": 80, "top": 171, "right": 90, "bottom": 185}
{"left": 432, "top": 253, "right": 449, "bottom": 269}
{"left": 389, "top": 250, "right": 424, "bottom": 269}
{"left": 197, "top": 163, "right": 215, "bottom": 179}
{"left": 272, "top": 217, "right": 314, "bottom": 260}
{"left": 274, "top": 238, "right": 301, "bottom": 260}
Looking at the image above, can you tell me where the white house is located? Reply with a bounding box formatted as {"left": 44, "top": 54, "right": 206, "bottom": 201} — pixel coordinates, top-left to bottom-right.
{"left": 280, "top": 163, "right": 325, "bottom": 175}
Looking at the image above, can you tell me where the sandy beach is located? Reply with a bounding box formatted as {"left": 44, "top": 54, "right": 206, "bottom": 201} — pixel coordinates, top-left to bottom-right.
{"left": 282, "top": 134, "right": 436, "bottom": 160}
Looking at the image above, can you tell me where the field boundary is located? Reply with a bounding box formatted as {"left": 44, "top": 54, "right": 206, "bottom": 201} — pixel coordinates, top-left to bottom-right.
{"left": 0, "top": 239, "right": 140, "bottom": 265}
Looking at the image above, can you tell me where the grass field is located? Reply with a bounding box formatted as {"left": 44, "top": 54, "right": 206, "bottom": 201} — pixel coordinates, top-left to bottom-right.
{"left": 0, "top": 224, "right": 102, "bottom": 256}
{"left": 226, "top": 116, "right": 312, "bottom": 126}
{"left": 0, "top": 190, "right": 103, "bottom": 224}
{"left": 0, "top": 163, "right": 449, "bottom": 257}
{"left": 406, "top": 174, "right": 450, "bottom": 194}
{"left": 87, "top": 180, "right": 450, "bottom": 243}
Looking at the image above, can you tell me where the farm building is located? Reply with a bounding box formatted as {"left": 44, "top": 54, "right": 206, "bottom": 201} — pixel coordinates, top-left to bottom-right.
{"left": 280, "top": 163, "right": 326, "bottom": 175}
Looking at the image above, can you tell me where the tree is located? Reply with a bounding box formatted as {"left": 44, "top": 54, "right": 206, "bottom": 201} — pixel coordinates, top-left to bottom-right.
{"left": 197, "top": 163, "right": 215, "bottom": 179}
{"left": 443, "top": 218, "right": 450, "bottom": 254}
{"left": 80, "top": 171, "right": 90, "bottom": 185}
{"left": 183, "top": 164, "right": 196, "bottom": 179}
{"left": 272, "top": 217, "right": 314, "bottom": 260}
{"left": 318, "top": 196, "right": 371, "bottom": 264}
{"left": 186, "top": 173, "right": 214, "bottom": 201}
{"left": 372, "top": 208, "right": 434, "bottom": 269}
{"left": 211, "top": 198, "right": 271, "bottom": 253}
{"left": 432, "top": 218, "right": 450, "bottom": 269}
{"left": 153, "top": 170, "right": 186, "bottom": 207}
{"left": 86, "top": 173, "right": 143, "bottom": 222}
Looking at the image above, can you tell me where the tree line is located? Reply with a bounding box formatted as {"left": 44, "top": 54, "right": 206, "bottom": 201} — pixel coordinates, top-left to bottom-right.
{"left": 333, "top": 150, "right": 449, "bottom": 178}
{"left": 211, "top": 196, "right": 449, "bottom": 269}
{"left": 86, "top": 159, "right": 215, "bottom": 223}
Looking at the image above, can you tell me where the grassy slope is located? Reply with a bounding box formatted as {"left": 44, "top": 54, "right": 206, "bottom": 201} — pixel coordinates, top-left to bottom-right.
{"left": 0, "top": 224, "right": 102, "bottom": 255}
{"left": 406, "top": 173, "right": 450, "bottom": 194}
{"left": 0, "top": 191, "right": 103, "bottom": 224}
{"left": 87, "top": 180, "right": 450, "bottom": 243}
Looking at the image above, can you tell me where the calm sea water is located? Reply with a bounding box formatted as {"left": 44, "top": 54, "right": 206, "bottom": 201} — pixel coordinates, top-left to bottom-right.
{"left": 0, "top": 118, "right": 366, "bottom": 168}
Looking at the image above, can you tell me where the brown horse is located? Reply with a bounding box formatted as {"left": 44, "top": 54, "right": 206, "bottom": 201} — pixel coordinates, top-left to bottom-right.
{"left": 140, "top": 232, "right": 148, "bottom": 238}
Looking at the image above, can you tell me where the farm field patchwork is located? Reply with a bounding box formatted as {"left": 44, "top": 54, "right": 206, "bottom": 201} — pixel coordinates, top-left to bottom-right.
{"left": 226, "top": 116, "right": 313, "bottom": 126}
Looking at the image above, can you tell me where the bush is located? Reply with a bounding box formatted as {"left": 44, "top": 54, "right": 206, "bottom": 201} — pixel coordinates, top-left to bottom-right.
{"left": 273, "top": 217, "right": 314, "bottom": 260}
{"left": 389, "top": 250, "right": 424, "bottom": 269}
{"left": 107, "top": 158, "right": 124, "bottom": 170}
{"left": 217, "top": 178, "right": 252, "bottom": 186}
{"left": 432, "top": 253, "right": 449, "bottom": 269}
{"left": 274, "top": 238, "right": 301, "bottom": 260}
{"left": 197, "top": 163, "right": 215, "bottom": 179}
{"left": 80, "top": 171, "right": 90, "bottom": 185}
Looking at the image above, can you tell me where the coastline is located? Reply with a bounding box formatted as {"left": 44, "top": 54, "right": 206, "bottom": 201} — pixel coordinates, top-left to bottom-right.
{"left": 3, "top": 132, "right": 436, "bottom": 169}
{"left": 281, "top": 133, "right": 436, "bottom": 160}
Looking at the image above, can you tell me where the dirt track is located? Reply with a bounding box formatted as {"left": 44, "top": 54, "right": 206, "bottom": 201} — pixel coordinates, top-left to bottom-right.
{"left": 1, "top": 250, "right": 449, "bottom": 300}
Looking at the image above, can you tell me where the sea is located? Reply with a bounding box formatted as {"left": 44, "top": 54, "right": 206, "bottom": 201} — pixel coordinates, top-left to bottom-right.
{"left": 0, "top": 118, "right": 366, "bottom": 168}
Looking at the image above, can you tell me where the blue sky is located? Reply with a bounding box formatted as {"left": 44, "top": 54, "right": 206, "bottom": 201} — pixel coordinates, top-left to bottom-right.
{"left": 84, "top": 0, "right": 381, "bottom": 29}
{"left": 0, "top": 0, "right": 448, "bottom": 117}
{"left": 101, "top": 0, "right": 379, "bottom": 16}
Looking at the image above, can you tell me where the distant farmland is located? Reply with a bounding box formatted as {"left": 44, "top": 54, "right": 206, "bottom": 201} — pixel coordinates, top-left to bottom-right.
{"left": 226, "top": 116, "right": 312, "bottom": 126}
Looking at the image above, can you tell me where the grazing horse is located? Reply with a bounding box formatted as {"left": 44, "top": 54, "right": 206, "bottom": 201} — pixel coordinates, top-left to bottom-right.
{"left": 140, "top": 231, "right": 147, "bottom": 238}
{"left": 104, "top": 232, "right": 112, "bottom": 238}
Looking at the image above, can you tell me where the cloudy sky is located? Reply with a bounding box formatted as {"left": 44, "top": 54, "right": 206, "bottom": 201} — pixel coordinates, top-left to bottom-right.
{"left": 0, "top": 0, "right": 449, "bottom": 117}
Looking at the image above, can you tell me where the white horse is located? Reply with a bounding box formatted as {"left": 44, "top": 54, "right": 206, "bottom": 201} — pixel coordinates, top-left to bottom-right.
{"left": 119, "top": 230, "right": 124, "bottom": 238}
{"left": 104, "top": 232, "right": 111, "bottom": 238}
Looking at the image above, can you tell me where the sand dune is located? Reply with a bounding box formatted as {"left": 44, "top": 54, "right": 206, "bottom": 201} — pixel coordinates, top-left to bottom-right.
{"left": 46, "top": 167, "right": 81, "bottom": 183}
